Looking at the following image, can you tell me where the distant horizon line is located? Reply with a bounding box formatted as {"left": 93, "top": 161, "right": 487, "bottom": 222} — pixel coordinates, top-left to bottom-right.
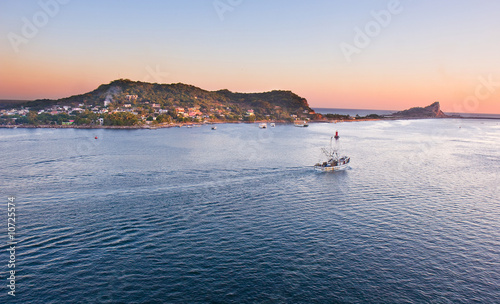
{"left": 1, "top": 98, "right": 498, "bottom": 116}
{"left": 312, "top": 107, "right": 500, "bottom": 116}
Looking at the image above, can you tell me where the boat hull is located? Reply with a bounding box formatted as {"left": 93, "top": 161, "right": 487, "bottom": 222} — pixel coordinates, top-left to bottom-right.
{"left": 314, "top": 163, "right": 349, "bottom": 172}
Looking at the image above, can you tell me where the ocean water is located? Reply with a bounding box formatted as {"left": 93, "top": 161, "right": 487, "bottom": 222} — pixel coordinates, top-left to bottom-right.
{"left": 446, "top": 112, "right": 500, "bottom": 119}
{"left": 0, "top": 119, "right": 499, "bottom": 303}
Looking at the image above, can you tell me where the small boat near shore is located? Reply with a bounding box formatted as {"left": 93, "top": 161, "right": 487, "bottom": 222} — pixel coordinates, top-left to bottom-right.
{"left": 314, "top": 131, "right": 350, "bottom": 172}
{"left": 294, "top": 121, "right": 309, "bottom": 127}
{"left": 211, "top": 126, "right": 217, "bottom": 130}
{"left": 259, "top": 123, "right": 267, "bottom": 129}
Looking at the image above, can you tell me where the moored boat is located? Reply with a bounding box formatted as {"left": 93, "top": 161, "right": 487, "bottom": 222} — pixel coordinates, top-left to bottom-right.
{"left": 294, "top": 121, "right": 309, "bottom": 127}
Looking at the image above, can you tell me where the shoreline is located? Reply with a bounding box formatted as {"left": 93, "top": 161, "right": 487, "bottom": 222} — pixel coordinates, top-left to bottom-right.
{"left": 0, "top": 116, "right": 498, "bottom": 130}
{"left": 0, "top": 118, "right": 375, "bottom": 129}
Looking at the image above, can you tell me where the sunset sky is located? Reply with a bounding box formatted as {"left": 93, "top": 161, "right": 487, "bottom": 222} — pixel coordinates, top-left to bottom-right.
{"left": 1, "top": 0, "right": 500, "bottom": 113}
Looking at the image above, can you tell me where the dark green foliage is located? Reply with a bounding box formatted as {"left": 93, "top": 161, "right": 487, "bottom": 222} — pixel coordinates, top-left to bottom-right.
{"left": 0, "top": 100, "right": 31, "bottom": 109}
{"left": 103, "top": 112, "right": 139, "bottom": 126}
{"left": 5, "top": 79, "right": 315, "bottom": 126}
{"left": 155, "top": 114, "right": 172, "bottom": 123}
{"left": 324, "top": 113, "right": 351, "bottom": 120}
{"left": 16, "top": 79, "right": 312, "bottom": 117}
{"left": 12, "top": 112, "right": 81, "bottom": 125}
{"left": 215, "top": 89, "right": 311, "bottom": 115}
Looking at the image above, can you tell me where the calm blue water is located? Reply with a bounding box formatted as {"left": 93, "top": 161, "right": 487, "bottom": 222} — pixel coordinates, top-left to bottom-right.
{"left": 0, "top": 119, "right": 499, "bottom": 303}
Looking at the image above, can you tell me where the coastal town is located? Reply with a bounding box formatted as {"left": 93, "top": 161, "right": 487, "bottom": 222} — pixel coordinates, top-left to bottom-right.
{"left": 0, "top": 99, "right": 321, "bottom": 128}
{"left": 0, "top": 80, "right": 331, "bottom": 128}
{"left": 0, "top": 80, "right": 448, "bottom": 128}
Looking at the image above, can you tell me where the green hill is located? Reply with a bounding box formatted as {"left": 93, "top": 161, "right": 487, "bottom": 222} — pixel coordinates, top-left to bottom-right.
{"left": 0, "top": 99, "right": 31, "bottom": 109}
{"left": 22, "top": 79, "right": 313, "bottom": 118}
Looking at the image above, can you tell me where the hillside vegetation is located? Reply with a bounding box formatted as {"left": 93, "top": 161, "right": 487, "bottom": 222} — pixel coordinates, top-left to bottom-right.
{"left": 23, "top": 79, "right": 313, "bottom": 119}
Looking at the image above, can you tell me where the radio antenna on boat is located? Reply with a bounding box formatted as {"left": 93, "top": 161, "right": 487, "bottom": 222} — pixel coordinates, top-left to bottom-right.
{"left": 314, "top": 132, "right": 350, "bottom": 172}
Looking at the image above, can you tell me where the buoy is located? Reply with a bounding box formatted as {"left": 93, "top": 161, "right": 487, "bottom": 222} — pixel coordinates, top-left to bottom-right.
{"left": 334, "top": 131, "right": 340, "bottom": 140}
{"left": 95, "top": 136, "right": 98, "bottom": 139}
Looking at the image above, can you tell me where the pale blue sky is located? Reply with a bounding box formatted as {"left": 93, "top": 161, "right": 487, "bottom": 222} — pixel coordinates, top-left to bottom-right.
{"left": 1, "top": 0, "right": 500, "bottom": 112}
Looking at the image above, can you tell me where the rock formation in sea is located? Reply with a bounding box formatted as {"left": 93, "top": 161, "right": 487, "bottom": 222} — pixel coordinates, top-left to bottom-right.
{"left": 392, "top": 102, "right": 447, "bottom": 118}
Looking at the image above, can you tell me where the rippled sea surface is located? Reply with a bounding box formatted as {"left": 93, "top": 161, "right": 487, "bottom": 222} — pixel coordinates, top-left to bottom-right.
{"left": 0, "top": 119, "right": 499, "bottom": 303}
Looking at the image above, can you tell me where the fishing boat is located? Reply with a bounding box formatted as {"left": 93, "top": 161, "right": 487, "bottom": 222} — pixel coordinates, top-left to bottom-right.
{"left": 294, "top": 121, "right": 309, "bottom": 127}
{"left": 314, "top": 131, "right": 350, "bottom": 172}
{"left": 259, "top": 123, "right": 267, "bottom": 129}
{"left": 211, "top": 126, "right": 217, "bottom": 130}
{"left": 270, "top": 123, "right": 275, "bottom": 127}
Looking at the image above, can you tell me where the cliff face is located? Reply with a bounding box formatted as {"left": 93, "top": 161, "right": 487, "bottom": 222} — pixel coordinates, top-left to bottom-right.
{"left": 393, "top": 102, "right": 447, "bottom": 118}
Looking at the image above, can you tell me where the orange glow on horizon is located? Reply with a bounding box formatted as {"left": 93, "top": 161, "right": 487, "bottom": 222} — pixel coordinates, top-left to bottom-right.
{"left": 1, "top": 74, "right": 499, "bottom": 115}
